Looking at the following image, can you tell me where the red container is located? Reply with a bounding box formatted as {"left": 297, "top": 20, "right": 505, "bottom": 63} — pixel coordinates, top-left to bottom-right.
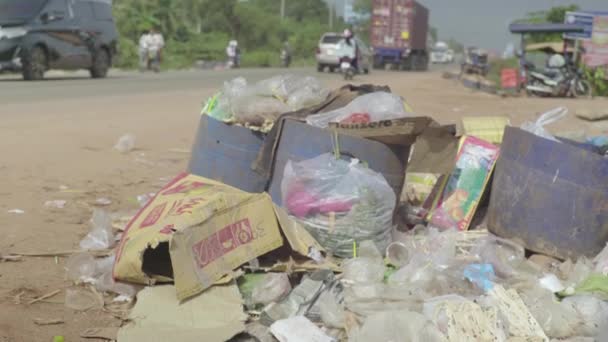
{"left": 500, "top": 68, "right": 519, "bottom": 90}
{"left": 370, "top": 0, "right": 429, "bottom": 51}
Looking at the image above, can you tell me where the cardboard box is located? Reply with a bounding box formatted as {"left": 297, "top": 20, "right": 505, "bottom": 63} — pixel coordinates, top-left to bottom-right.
{"left": 327, "top": 117, "right": 437, "bottom": 146}
{"left": 113, "top": 173, "right": 283, "bottom": 301}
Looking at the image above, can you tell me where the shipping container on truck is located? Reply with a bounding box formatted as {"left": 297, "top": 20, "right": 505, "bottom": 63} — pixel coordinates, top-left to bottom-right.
{"left": 371, "top": 0, "right": 429, "bottom": 71}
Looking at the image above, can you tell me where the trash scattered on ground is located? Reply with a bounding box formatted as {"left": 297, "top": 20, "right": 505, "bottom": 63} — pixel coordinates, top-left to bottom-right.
{"left": 28, "top": 289, "right": 61, "bottom": 305}
{"left": 95, "top": 197, "right": 112, "bottom": 206}
{"left": 33, "top": 318, "right": 64, "bottom": 326}
{"left": 1, "top": 254, "right": 22, "bottom": 262}
{"left": 64, "top": 287, "right": 104, "bottom": 311}
{"left": 80, "top": 327, "right": 119, "bottom": 341}
{"left": 79, "top": 209, "right": 114, "bottom": 251}
{"left": 44, "top": 200, "right": 67, "bottom": 209}
{"left": 114, "top": 133, "right": 136, "bottom": 153}
{"left": 42, "top": 79, "right": 608, "bottom": 341}
{"left": 7, "top": 209, "right": 25, "bottom": 214}
{"left": 521, "top": 107, "right": 568, "bottom": 142}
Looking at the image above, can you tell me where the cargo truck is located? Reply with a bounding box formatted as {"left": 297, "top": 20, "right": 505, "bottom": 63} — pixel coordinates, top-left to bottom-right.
{"left": 371, "top": 0, "right": 429, "bottom": 71}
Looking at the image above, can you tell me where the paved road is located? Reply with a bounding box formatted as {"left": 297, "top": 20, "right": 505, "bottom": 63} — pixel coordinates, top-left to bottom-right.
{"left": 0, "top": 63, "right": 457, "bottom": 106}
{"left": 0, "top": 68, "right": 342, "bottom": 105}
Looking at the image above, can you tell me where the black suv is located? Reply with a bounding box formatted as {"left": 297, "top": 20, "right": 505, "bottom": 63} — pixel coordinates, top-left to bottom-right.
{"left": 0, "top": 0, "right": 118, "bottom": 80}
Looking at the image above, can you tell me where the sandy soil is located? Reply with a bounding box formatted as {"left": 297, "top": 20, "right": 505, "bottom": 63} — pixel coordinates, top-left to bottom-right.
{"left": 0, "top": 68, "right": 606, "bottom": 341}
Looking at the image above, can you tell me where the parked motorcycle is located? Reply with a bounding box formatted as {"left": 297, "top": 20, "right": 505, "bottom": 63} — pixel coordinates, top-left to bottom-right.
{"left": 340, "top": 56, "right": 355, "bottom": 81}
{"left": 525, "top": 61, "right": 591, "bottom": 98}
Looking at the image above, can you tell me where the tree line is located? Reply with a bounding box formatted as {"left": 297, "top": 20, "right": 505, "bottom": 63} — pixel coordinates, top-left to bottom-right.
{"left": 112, "top": 0, "right": 346, "bottom": 68}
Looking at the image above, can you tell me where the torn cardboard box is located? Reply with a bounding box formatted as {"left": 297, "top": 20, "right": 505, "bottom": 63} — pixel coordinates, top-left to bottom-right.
{"left": 113, "top": 173, "right": 283, "bottom": 300}
{"left": 117, "top": 284, "right": 247, "bottom": 342}
{"left": 401, "top": 127, "right": 459, "bottom": 219}
{"left": 327, "top": 117, "right": 437, "bottom": 146}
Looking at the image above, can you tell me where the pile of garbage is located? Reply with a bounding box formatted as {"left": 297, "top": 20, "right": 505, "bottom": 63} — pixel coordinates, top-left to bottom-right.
{"left": 60, "top": 76, "right": 608, "bottom": 341}
{"left": 205, "top": 75, "right": 329, "bottom": 132}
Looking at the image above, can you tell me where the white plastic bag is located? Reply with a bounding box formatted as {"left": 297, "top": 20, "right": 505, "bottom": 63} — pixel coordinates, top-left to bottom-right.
{"left": 114, "top": 134, "right": 136, "bottom": 153}
{"left": 306, "top": 92, "right": 410, "bottom": 128}
{"left": 521, "top": 107, "right": 567, "bottom": 142}
{"left": 281, "top": 154, "right": 396, "bottom": 257}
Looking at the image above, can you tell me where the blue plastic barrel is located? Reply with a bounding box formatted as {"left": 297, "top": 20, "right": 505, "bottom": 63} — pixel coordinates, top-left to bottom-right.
{"left": 488, "top": 126, "right": 608, "bottom": 260}
{"left": 188, "top": 115, "right": 267, "bottom": 193}
{"left": 268, "top": 119, "right": 409, "bottom": 205}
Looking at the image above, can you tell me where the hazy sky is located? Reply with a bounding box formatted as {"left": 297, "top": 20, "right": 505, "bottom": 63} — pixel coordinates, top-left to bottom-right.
{"left": 418, "top": 0, "right": 607, "bottom": 52}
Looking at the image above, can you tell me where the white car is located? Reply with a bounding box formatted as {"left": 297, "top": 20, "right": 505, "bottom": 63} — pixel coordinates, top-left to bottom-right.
{"left": 431, "top": 48, "right": 454, "bottom": 64}
{"left": 316, "top": 33, "right": 371, "bottom": 73}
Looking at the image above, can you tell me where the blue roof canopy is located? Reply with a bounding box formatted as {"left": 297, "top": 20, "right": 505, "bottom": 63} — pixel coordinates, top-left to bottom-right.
{"left": 509, "top": 23, "right": 585, "bottom": 34}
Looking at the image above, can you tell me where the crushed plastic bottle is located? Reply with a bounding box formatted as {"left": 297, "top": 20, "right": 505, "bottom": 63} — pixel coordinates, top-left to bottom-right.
{"left": 114, "top": 134, "right": 136, "bottom": 153}
{"left": 64, "top": 287, "right": 103, "bottom": 311}
{"left": 251, "top": 273, "right": 292, "bottom": 305}
{"left": 65, "top": 253, "right": 97, "bottom": 284}
{"left": 471, "top": 235, "right": 525, "bottom": 279}
{"left": 386, "top": 242, "right": 411, "bottom": 267}
{"left": 79, "top": 209, "right": 113, "bottom": 250}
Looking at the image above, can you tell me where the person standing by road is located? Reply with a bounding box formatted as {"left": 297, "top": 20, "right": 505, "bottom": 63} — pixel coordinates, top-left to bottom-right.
{"left": 138, "top": 29, "right": 150, "bottom": 71}
{"left": 148, "top": 28, "right": 165, "bottom": 63}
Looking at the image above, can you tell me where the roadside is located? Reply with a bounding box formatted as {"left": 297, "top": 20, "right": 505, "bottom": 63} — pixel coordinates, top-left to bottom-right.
{"left": 0, "top": 68, "right": 606, "bottom": 341}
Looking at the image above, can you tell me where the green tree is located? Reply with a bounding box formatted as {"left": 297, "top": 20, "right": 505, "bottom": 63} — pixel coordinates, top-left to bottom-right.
{"left": 517, "top": 4, "right": 580, "bottom": 43}
{"left": 112, "top": 0, "right": 333, "bottom": 69}
{"left": 447, "top": 38, "right": 464, "bottom": 53}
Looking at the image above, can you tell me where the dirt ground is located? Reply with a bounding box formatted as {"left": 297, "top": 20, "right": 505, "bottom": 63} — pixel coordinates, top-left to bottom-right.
{"left": 0, "top": 68, "right": 606, "bottom": 341}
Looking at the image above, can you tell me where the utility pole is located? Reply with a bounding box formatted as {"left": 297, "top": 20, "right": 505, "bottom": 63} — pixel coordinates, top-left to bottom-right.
{"left": 329, "top": 0, "right": 334, "bottom": 29}
{"left": 280, "top": 0, "right": 285, "bottom": 20}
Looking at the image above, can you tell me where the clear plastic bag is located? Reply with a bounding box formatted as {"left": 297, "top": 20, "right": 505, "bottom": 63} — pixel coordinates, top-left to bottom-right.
{"left": 306, "top": 92, "right": 410, "bottom": 128}
{"left": 521, "top": 107, "right": 567, "bottom": 142}
{"left": 205, "top": 75, "right": 327, "bottom": 127}
{"left": 65, "top": 253, "right": 97, "bottom": 284}
{"left": 319, "top": 289, "right": 345, "bottom": 329}
{"left": 232, "top": 96, "right": 290, "bottom": 126}
{"left": 114, "top": 134, "right": 136, "bottom": 153}
{"left": 281, "top": 154, "right": 396, "bottom": 257}
{"left": 471, "top": 235, "right": 525, "bottom": 279}
{"left": 563, "top": 295, "right": 608, "bottom": 337}
{"left": 251, "top": 273, "right": 292, "bottom": 305}
{"left": 342, "top": 258, "right": 386, "bottom": 284}
{"left": 79, "top": 209, "right": 113, "bottom": 250}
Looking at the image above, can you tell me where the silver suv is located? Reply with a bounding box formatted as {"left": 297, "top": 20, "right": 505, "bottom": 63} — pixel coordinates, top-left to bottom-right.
{"left": 315, "top": 32, "right": 371, "bottom": 73}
